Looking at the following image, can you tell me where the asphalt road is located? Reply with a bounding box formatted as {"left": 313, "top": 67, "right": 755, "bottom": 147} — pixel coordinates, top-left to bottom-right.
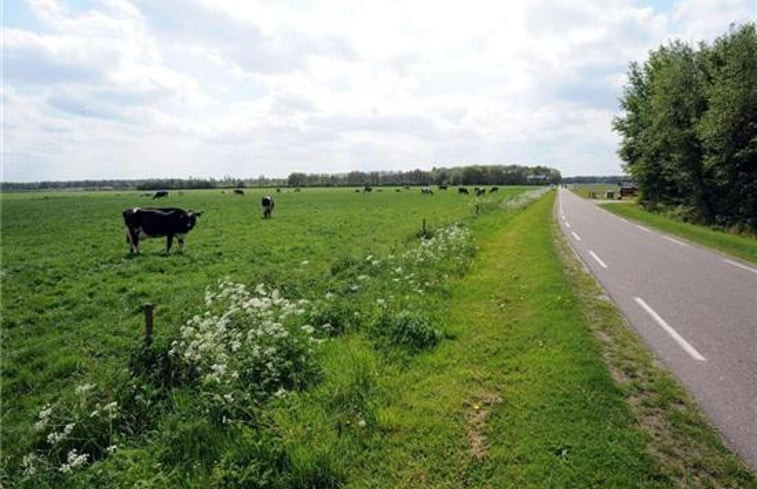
{"left": 557, "top": 188, "right": 757, "bottom": 470}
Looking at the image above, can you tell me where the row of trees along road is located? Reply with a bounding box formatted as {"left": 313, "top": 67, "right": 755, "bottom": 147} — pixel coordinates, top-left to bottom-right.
{"left": 613, "top": 23, "right": 757, "bottom": 232}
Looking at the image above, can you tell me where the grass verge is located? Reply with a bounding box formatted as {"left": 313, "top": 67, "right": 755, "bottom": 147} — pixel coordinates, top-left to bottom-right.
{"left": 601, "top": 203, "right": 757, "bottom": 264}
{"left": 554, "top": 204, "right": 756, "bottom": 488}
{"left": 338, "top": 192, "right": 665, "bottom": 487}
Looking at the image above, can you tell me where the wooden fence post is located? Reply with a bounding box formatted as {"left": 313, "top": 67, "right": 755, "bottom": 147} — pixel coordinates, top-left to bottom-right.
{"left": 144, "top": 303, "right": 154, "bottom": 347}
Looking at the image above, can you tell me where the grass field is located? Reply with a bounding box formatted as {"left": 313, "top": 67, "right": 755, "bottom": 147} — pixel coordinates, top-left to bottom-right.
{"left": 601, "top": 203, "right": 757, "bottom": 263}
{"left": 1, "top": 187, "right": 753, "bottom": 487}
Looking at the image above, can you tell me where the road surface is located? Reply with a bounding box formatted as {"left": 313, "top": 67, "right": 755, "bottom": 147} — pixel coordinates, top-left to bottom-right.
{"left": 557, "top": 188, "right": 757, "bottom": 470}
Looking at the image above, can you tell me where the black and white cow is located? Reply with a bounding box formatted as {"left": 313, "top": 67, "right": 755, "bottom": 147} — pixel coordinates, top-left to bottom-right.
{"left": 152, "top": 190, "right": 169, "bottom": 200}
{"left": 458, "top": 187, "right": 469, "bottom": 194}
{"left": 233, "top": 189, "right": 245, "bottom": 195}
{"left": 123, "top": 207, "right": 202, "bottom": 254}
{"left": 261, "top": 196, "right": 275, "bottom": 219}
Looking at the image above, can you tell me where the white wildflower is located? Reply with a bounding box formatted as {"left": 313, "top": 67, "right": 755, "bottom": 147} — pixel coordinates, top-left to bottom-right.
{"left": 75, "top": 383, "right": 95, "bottom": 395}
{"left": 22, "top": 454, "right": 38, "bottom": 477}
{"left": 301, "top": 260, "right": 309, "bottom": 265}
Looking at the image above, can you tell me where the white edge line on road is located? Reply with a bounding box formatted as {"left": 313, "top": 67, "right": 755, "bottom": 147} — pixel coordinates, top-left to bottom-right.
{"left": 663, "top": 235, "right": 690, "bottom": 247}
{"left": 589, "top": 250, "right": 608, "bottom": 269}
{"left": 636, "top": 224, "right": 650, "bottom": 232}
{"left": 723, "top": 258, "right": 757, "bottom": 274}
{"left": 565, "top": 221, "right": 571, "bottom": 228}
{"left": 571, "top": 231, "right": 581, "bottom": 241}
{"left": 634, "top": 297, "right": 706, "bottom": 362}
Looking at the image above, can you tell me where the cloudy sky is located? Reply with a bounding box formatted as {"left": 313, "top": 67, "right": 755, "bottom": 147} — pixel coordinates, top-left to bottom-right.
{"left": 2, "top": 0, "right": 754, "bottom": 181}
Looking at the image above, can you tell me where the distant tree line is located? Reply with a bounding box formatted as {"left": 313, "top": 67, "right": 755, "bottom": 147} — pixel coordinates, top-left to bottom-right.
{"left": 613, "top": 23, "right": 757, "bottom": 231}
{"left": 1, "top": 165, "right": 560, "bottom": 192}
{"left": 286, "top": 164, "right": 561, "bottom": 187}
{"left": 561, "top": 175, "right": 629, "bottom": 184}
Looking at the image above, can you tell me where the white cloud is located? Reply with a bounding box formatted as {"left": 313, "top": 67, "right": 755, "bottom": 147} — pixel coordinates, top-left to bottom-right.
{"left": 2, "top": 0, "right": 754, "bottom": 181}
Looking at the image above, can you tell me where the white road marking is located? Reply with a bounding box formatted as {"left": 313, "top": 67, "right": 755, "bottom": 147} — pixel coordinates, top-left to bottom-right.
{"left": 663, "top": 236, "right": 689, "bottom": 247}
{"left": 565, "top": 221, "right": 571, "bottom": 228}
{"left": 589, "top": 250, "right": 608, "bottom": 269}
{"left": 634, "top": 297, "right": 706, "bottom": 362}
{"left": 636, "top": 224, "right": 650, "bottom": 232}
{"left": 723, "top": 259, "right": 757, "bottom": 274}
{"left": 561, "top": 215, "right": 565, "bottom": 221}
{"left": 571, "top": 231, "right": 581, "bottom": 241}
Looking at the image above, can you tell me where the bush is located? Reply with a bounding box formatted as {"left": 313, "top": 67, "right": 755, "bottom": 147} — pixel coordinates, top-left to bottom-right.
{"left": 371, "top": 310, "right": 442, "bottom": 352}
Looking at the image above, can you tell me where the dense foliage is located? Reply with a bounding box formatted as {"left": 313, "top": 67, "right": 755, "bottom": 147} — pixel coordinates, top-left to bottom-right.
{"left": 613, "top": 23, "right": 757, "bottom": 231}
{"left": 0, "top": 164, "right": 560, "bottom": 191}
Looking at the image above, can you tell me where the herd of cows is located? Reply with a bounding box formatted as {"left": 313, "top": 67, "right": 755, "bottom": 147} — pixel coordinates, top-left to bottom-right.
{"left": 123, "top": 185, "right": 498, "bottom": 254}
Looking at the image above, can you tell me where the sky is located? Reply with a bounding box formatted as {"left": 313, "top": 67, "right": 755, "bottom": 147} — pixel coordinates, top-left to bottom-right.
{"left": 2, "top": 0, "right": 755, "bottom": 182}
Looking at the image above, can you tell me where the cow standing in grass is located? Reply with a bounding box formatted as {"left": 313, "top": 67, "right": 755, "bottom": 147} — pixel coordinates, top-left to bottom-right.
{"left": 152, "top": 190, "right": 168, "bottom": 199}
{"left": 123, "top": 207, "right": 202, "bottom": 254}
{"left": 262, "top": 196, "right": 275, "bottom": 219}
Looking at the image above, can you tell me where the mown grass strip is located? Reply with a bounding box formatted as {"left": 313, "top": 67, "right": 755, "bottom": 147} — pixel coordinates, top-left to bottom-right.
{"left": 601, "top": 203, "right": 757, "bottom": 263}
{"left": 339, "top": 192, "right": 669, "bottom": 487}
{"left": 555, "top": 205, "right": 757, "bottom": 488}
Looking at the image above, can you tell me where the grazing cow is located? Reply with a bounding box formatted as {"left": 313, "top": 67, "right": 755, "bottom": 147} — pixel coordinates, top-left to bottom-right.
{"left": 438, "top": 185, "right": 448, "bottom": 190}
{"left": 475, "top": 187, "right": 486, "bottom": 196}
{"left": 234, "top": 189, "right": 245, "bottom": 196}
{"left": 421, "top": 187, "right": 434, "bottom": 195}
{"left": 395, "top": 188, "right": 401, "bottom": 192}
{"left": 276, "top": 188, "right": 281, "bottom": 193}
{"left": 363, "top": 186, "right": 373, "bottom": 192}
{"left": 123, "top": 207, "right": 202, "bottom": 254}
{"left": 294, "top": 188, "right": 301, "bottom": 192}
{"left": 262, "top": 196, "right": 275, "bottom": 219}
{"left": 490, "top": 186, "right": 499, "bottom": 193}
{"left": 458, "top": 187, "right": 469, "bottom": 194}
{"left": 152, "top": 190, "right": 169, "bottom": 200}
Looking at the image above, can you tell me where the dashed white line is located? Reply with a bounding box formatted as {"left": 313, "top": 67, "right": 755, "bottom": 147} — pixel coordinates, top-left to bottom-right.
{"left": 723, "top": 259, "right": 757, "bottom": 274}
{"left": 561, "top": 215, "right": 565, "bottom": 221}
{"left": 634, "top": 297, "right": 706, "bottom": 362}
{"left": 636, "top": 224, "right": 650, "bottom": 232}
{"left": 571, "top": 231, "right": 581, "bottom": 241}
{"left": 589, "top": 250, "right": 608, "bottom": 269}
{"left": 565, "top": 221, "right": 571, "bottom": 228}
{"left": 663, "top": 235, "right": 690, "bottom": 247}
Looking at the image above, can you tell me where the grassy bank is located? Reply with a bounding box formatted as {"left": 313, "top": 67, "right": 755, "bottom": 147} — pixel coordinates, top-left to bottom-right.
{"left": 601, "top": 203, "right": 757, "bottom": 263}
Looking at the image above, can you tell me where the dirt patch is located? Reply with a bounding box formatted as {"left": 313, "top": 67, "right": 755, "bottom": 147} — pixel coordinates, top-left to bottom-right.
{"left": 463, "top": 393, "right": 503, "bottom": 460}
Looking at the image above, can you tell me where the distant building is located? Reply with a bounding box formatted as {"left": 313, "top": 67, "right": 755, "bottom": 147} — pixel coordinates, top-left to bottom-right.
{"left": 618, "top": 181, "right": 637, "bottom": 197}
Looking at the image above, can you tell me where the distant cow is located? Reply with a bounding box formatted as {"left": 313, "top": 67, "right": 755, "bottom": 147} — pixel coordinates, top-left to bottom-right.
{"left": 475, "top": 187, "right": 486, "bottom": 196}
{"left": 438, "top": 185, "right": 448, "bottom": 190}
{"left": 490, "top": 186, "right": 499, "bottom": 193}
{"left": 458, "top": 187, "right": 469, "bottom": 194}
{"left": 152, "top": 190, "right": 169, "bottom": 200}
{"left": 262, "top": 196, "right": 275, "bottom": 219}
{"left": 421, "top": 187, "right": 434, "bottom": 195}
{"left": 363, "top": 186, "right": 373, "bottom": 193}
{"left": 234, "top": 189, "right": 245, "bottom": 196}
{"left": 123, "top": 207, "right": 202, "bottom": 254}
